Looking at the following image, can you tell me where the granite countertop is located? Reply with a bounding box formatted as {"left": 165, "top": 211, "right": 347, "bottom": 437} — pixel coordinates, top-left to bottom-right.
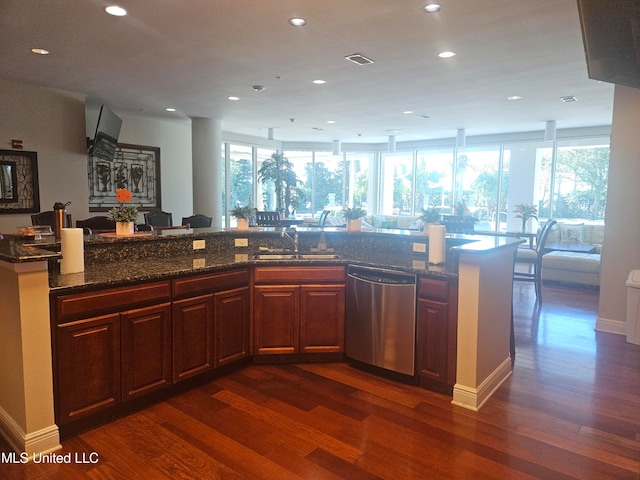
{"left": 48, "top": 250, "right": 458, "bottom": 293}
{"left": 0, "top": 227, "right": 522, "bottom": 293}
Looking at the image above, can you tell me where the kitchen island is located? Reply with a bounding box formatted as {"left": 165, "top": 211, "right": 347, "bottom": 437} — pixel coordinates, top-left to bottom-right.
{"left": 0, "top": 227, "right": 522, "bottom": 456}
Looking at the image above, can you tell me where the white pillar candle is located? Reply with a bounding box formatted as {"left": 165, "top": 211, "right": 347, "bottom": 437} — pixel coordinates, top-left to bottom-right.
{"left": 60, "top": 228, "right": 84, "bottom": 274}
{"left": 428, "top": 224, "right": 446, "bottom": 264}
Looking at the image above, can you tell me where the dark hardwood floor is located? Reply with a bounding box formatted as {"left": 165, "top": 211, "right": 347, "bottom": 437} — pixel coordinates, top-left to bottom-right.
{"left": 2, "top": 283, "right": 639, "bottom": 479}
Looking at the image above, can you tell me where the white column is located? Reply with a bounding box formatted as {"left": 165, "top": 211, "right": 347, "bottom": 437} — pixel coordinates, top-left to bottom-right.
{"left": 192, "top": 118, "right": 222, "bottom": 228}
{"left": 452, "top": 246, "right": 516, "bottom": 411}
{"left": 0, "top": 261, "right": 60, "bottom": 455}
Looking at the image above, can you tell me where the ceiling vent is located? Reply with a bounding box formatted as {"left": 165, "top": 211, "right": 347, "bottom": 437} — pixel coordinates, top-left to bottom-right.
{"left": 560, "top": 95, "right": 578, "bottom": 103}
{"left": 345, "top": 53, "right": 374, "bottom": 65}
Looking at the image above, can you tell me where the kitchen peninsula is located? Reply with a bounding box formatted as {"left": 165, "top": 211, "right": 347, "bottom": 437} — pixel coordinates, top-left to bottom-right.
{"left": 0, "top": 227, "right": 522, "bottom": 456}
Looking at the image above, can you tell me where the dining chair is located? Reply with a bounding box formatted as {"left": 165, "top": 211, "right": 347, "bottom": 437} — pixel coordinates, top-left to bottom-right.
{"left": 318, "top": 209, "right": 331, "bottom": 227}
{"left": 181, "top": 214, "right": 212, "bottom": 228}
{"left": 144, "top": 210, "right": 173, "bottom": 227}
{"left": 255, "top": 211, "right": 281, "bottom": 226}
{"left": 76, "top": 216, "right": 116, "bottom": 234}
{"left": 31, "top": 210, "right": 72, "bottom": 229}
{"left": 513, "top": 219, "right": 557, "bottom": 303}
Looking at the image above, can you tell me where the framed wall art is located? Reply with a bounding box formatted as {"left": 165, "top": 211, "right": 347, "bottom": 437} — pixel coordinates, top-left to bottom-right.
{"left": 0, "top": 149, "right": 41, "bottom": 214}
{"left": 89, "top": 143, "right": 161, "bottom": 212}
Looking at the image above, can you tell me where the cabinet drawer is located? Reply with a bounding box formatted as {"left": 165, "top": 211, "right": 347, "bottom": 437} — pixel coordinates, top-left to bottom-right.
{"left": 55, "top": 281, "right": 171, "bottom": 322}
{"left": 253, "top": 266, "right": 346, "bottom": 284}
{"left": 172, "top": 268, "right": 248, "bottom": 298}
{"left": 418, "top": 277, "right": 449, "bottom": 301}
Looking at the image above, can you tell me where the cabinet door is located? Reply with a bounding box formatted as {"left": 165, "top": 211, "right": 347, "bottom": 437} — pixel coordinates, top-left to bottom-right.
{"left": 253, "top": 285, "right": 300, "bottom": 354}
{"left": 300, "top": 285, "right": 345, "bottom": 353}
{"left": 214, "top": 286, "right": 250, "bottom": 367}
{"left": 416, "top": 298, "right": 449, "bottom": 384}
{"left": 121, "top": 303, "right": 172, "bottom": 401}
{"left": 55, "top": 313, "right": 120, "bottom": 424}
{"left": 172, "top": 294, "right": 215, "bottom": 382}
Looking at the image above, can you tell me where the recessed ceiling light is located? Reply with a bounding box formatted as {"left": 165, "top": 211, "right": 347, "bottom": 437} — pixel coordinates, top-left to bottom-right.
{"left": 326, "top": 120, "right": 336, "bottom": 124}
{"left": 507, "top": 95, "right": 522, "bottom": 101}
{"left": 423, "top": 4, "right": 441, "bottom": 13}
{"left": 403, "top": 110, "right": 414, "bottom": 114}
{"left": 165, "top": 108, "right": 176, "bottom": 112}
{"left": 312, "top": 79, "right": 326, "bottom": 84}
{"left": 289, "top": 18, "right": 306, "bottom": 26}
{"left": 560, "top": 95, "right": 578, "bottom": 103}
{"left": 227, "top": 96, "right": 240, "bottom": 101}
{"left": 438, "top": 51, "right": 456, "bottom": 58}
{"left": 30, "top": 48, "right": 50, "bottom": 55}
{"left": 105, "top": 5, "right": 127, "bottom": 16}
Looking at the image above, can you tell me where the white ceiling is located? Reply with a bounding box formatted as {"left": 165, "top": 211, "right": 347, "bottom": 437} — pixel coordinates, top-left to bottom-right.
{"left": 0, "top": 0, "right": 615, "bottom": 144}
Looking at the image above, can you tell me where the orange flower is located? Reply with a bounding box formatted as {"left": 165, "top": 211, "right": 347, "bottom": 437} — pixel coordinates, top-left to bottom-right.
{"left": 116, "top": 188, "right": 132, "bottom": 203}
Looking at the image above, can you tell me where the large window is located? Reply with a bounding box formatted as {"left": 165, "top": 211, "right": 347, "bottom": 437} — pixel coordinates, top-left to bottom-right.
{"left": 552, "top": 140, "right": 609, "bottom": 221}
{"left": 219, "top": 135, "right": 609, "bottom": 230}
{"left": 380, "top": 152, "right": 413, "bottom": 215}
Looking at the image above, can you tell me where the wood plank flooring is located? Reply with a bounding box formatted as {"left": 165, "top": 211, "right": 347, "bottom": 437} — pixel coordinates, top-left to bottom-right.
{"left": 1, "top": 282, "right": 639, "bottom": 479}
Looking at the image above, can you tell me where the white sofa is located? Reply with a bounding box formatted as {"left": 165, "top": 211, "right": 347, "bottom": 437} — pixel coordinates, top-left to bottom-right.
{"left": 360, "top": 214, "right": 422, "bottom": 230}
{"left": 541, "top": 222, "right": 604, "bottom": 287}
{"left": 518, "top": 221, "right": 604, "bottom": 287}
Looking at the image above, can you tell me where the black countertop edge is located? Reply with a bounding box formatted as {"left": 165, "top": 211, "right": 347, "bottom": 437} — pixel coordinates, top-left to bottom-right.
{"left": 48, "top": 254, "right": 457, "bottom": 294}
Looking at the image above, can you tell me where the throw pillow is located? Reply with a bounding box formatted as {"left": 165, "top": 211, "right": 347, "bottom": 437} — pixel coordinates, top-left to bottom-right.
{"left": 560, "top": 223, "right": 584, "bottom": 244}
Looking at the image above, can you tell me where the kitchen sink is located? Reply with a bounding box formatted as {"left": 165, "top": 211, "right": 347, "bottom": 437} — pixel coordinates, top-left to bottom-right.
{"left": 253, "top": 253, "right": 341, "bottom": 260}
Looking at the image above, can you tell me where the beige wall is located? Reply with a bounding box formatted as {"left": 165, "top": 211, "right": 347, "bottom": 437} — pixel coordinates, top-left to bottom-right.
{"left": 0, "top": 79, "right": 88, "bottom": 232}
{"left": 597, "top": 85, "right": 640, "bottom": 332}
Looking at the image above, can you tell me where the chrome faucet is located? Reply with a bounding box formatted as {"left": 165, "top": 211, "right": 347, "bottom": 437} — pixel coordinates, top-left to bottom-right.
{"left": 281, "top": 227, "right": 299, "bottom": 254}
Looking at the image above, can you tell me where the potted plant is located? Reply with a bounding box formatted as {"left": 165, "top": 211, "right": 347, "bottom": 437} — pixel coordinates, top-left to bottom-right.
{"left": 420, "top": 207, "right": 441, "bottom": 235}
{"left": 108, "top": 188, "right": 138, "bottom": 235}
{"left": 230, "top": 204, "right": 254, "bottom": 230}
{"left": 343, "top": 205, "right": 366, "bottom": 231}
{"left": 514, "top": 203, "right": 538, "bottom": 233}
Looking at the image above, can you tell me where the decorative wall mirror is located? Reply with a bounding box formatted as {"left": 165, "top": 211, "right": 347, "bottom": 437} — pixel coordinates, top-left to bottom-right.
{"left": 0, "top": 150, "right": 40, "bottom": 213}
{"left": 0, "top": 160, "right": 18, "bottom": 202}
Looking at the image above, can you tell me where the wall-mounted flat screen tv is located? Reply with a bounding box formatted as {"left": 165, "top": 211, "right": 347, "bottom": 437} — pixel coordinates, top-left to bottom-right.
{"left": 89, "top": 105, "right": 122, "bottom": 162}
{"left": 577, "top": 0, "right": 640, "bottom": 89}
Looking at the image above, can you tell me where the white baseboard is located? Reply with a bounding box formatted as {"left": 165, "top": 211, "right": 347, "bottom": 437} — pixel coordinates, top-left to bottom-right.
{"left": 595, "top": 316, "right": 626, "bottom": 335}
{"left": 0, "top": 404, "right": 60, "bottom": 456}
{"left": 451, "top": 357, "right": 512, "bottom": 411}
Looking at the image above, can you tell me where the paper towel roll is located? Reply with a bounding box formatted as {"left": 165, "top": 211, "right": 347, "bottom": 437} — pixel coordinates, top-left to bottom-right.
{"left": 428, "top": 224, "right": 446, "bottom": 264}
{"left": 60, "top": 228, "right": 84, "bottom": 274}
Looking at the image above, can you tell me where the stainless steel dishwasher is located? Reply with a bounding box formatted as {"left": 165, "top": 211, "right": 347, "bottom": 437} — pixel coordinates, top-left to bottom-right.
{"left": 345, "top": 265, "right": 417, "bottom": 376}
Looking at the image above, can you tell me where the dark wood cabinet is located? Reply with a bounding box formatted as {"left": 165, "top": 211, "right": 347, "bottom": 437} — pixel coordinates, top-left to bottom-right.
{"left": 254, "top": 285, "right": 299, "bottom": 354}
{"left": 253, "top": 266, "right": 345, "bottom": 356}
{"left": 120, "top": 303, "right": 172, "bottom": 401}
{"left": 300, "top": 285, "right": 345, "bottom": 353}
{"left": 172, "top": 269, "right": 250, "bottom": 375}
{"left": 416, "top": 276, "right": 458, "bottom": 393}
{"left": 53, "top": 281, "right": 171, "bottom": 425}
{"left": 55, "top": 313, "right": 121, "bottom": 424}
{"left": 214, "top": 286, "right": 250, "bottom": 367}
{"left": 172, "top": 294, "right": 215, "bottom": 382}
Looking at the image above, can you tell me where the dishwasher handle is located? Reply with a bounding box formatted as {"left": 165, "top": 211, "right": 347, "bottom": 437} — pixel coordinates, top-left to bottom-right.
{"left": 348, "top": 268, "right": 415, "bottom": 285}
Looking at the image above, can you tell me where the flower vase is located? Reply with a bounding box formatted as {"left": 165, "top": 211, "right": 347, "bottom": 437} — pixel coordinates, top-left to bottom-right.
{"left": 237, "top": 218, "right": 249, "bottom": 230}
{"left": 348, "top": 219, "right": 361, "bottom": 231}
{"left": 116, "top": 221, "right": 134, "bottom": 236}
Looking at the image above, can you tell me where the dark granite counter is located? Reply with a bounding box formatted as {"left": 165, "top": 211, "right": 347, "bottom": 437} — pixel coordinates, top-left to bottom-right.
{"left": 0, "top": 226, "right": 523, "bottom": 293}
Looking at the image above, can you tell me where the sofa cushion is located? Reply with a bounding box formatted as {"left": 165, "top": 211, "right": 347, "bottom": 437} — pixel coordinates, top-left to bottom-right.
{"left": 542, "top": 251, "right": 601, "bottom": 274}
{"left": 397, "top": 216, "right": 419, "bottom": 229}
{"left": 559, "top": 223, "right": 584, "bottom": 243}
